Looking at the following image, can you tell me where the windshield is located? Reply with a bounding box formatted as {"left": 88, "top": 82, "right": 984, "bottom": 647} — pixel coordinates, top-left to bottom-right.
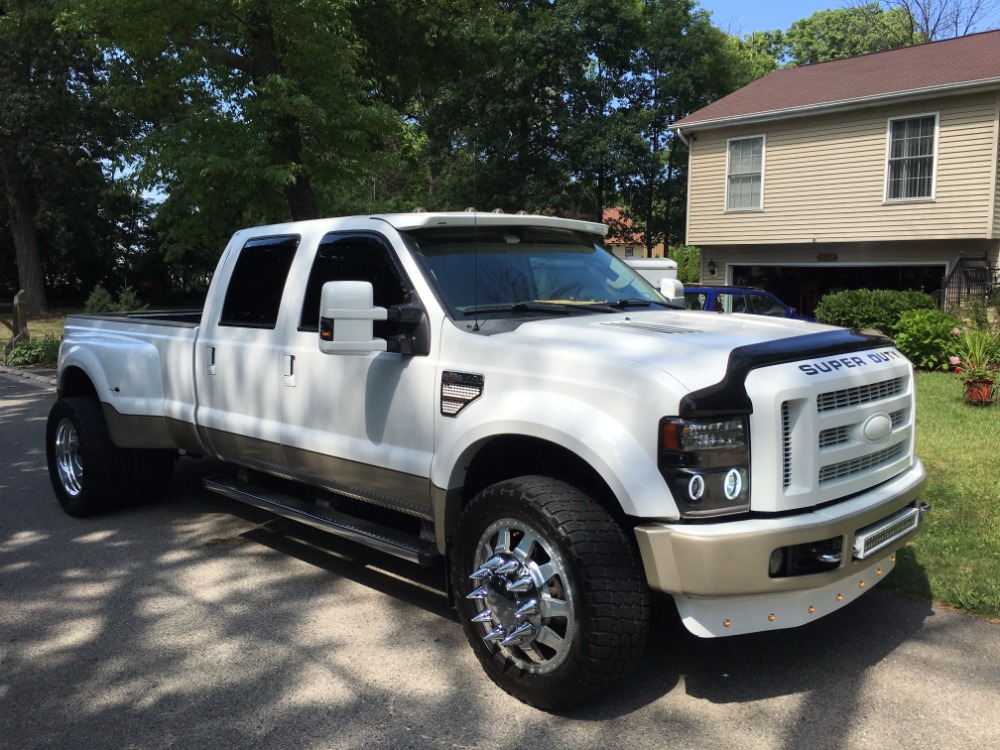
{"left": 402, "top": 225, "right": 665, "bottom": 318}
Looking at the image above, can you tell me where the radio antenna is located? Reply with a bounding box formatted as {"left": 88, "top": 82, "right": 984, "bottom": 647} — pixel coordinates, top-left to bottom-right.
{"left": 472, "top": 139, "right": 480, "bottom": 332}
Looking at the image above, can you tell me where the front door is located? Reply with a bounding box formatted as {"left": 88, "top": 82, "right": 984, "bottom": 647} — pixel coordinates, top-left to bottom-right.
{"left": 279, "top": 232, "right": 436, "bottom": 516}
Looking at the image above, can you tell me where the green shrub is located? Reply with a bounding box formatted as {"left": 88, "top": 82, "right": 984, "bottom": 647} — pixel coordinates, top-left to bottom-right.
{"left": 894, "top": 309, "right": 958, "bottom": 370}
{"left": 83, "top": 284, "right": 149, "bottom": 313}
{"left": 115, "top": 284, "right": 148, "bottom": 312}
{"left": 814, "top": 289, "right": 937, "bottom": 336}
{"left": 84, "top": 285, "right": 116, "bottom": 313}
{"left": 5, "top": 336, "right": 60, "bottom": 366}
{"left": 666, "top": 245, "right": 702, "bottom": 283}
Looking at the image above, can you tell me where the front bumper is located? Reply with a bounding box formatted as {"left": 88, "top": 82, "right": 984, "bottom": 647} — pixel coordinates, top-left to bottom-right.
{"left": 634, "top": 459, "right": 927, "bottom": 636}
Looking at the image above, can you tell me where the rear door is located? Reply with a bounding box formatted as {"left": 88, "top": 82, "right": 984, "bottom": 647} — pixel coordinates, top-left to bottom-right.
{"left": 195, "top": 234, "right": 299, "bottom": 467}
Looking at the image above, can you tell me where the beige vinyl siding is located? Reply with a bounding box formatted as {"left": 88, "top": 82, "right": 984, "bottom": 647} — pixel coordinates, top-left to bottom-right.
{"left": 687, "top": 93, "right": 998, "bottom": 246}
{"left": 995, "top": 153, "right": 1000, "bottom": 238}
{"left": 994, "top": 93, "right": 1000, "bottom": 238}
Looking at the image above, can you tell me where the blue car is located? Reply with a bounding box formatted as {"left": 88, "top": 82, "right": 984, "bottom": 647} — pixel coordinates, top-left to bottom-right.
{"left": 683, "top": 285, "right": 809, "bottom": 320}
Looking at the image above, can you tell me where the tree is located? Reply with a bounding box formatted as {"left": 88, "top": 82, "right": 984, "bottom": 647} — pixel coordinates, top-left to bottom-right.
{"left": 726, "top": 30, "right": 784, "bottom": 84}
{"left": 419, "top": 1, "right": 587, "bottom": 214}
{"left": 1, "top": 0, "right": 134, "bottom": 314}
{"left": 784, "top": 3, "right": 916, "bottom": 66}
{"left": 63, "top": 0, "right": 469, "bottom": 269}
{"left": 559, "top": 0, "right": 646, "bottom": 223}
{"left": 882, "top": 0, "right": 1000, "bottom": 41}
{"left": 619, "top": 0, "right": 758, "bottom": 251}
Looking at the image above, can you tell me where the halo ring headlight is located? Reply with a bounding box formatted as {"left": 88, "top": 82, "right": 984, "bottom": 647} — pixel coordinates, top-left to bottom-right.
{"left": 688, "top": 475, "right": 706, "bottom": 501}
{"left": 723, "top": 468, "right": 743, "bottom": 500}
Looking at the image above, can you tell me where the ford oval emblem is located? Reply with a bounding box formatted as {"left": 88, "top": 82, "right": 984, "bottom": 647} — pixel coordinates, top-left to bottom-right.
{"left": 862, "top": 413, "right": 893, "bottom": 443}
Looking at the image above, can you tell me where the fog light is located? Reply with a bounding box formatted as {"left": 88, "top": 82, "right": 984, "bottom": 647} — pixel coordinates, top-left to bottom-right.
{"left": 768, "top": 548, "right": 785, "bottom": 576}
{"left": 723, "top": 468, "right": 743, "bottom": 500}
{"left": 688, "top": 475, "right": 706, "bottom": 501}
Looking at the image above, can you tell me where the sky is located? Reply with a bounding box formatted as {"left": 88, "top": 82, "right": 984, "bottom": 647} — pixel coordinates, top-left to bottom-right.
{"left": 698, "top": 1, "right": 1000, "bottom": 37}
{"left": 698, "top": 1, "right": 838, "bottom": 33}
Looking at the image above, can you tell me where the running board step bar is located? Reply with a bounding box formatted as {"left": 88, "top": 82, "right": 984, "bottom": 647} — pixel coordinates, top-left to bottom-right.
{"left": 203, "top": 475, "right": 441, "bottom": 567}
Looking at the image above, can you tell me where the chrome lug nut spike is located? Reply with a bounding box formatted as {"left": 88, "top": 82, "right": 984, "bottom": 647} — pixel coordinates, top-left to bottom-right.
{"left": 469, "top": 566, "right": 493, "bottom": 580}
{"left": 515, "top": 599, "right": 539, "bottom": 618}
{"left": 482, "top": 555, "right": 505, "bottom": 570}
{"left": 483, "top": 624, "right": 506, "bottom": 642}
{"left": 471, "top": 609, "right": 494, "bottom": 623}
{"left": 500, "top": 622, "right": 535, "bottom": 646}
{"left": 506, "top": 575, "right": 533, "bottom": 593}
{"left": 466, "top": 586, "right": 488, "bottom": 600}
{"left": 495, "top": 559, "right": 520, "bottom": 575}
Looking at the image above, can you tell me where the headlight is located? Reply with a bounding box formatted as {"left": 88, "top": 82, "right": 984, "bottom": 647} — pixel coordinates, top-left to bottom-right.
{"left": 659, "top": 416, "right": 750, "bottom": 517}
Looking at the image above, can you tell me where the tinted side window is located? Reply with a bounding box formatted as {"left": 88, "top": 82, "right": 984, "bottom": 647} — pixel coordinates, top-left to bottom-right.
{"left": 684, "top": 292, "right": 706, "bottom": 310}
{"left": 300, "top": 234, "right": 411, "bottom": 334}
{"left": 747, "top": 293, "right": 787, "bottom": 317}
{"left": 220, "top": 235, "right": 299, "bottom": 328}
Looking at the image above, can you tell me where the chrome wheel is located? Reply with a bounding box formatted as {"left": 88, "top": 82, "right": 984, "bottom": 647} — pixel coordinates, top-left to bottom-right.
{"left": 54, "top": 418, "right": 83, "bottom": 497}
{"left": 466, "top": 517, "right": 576, "bottom": 674}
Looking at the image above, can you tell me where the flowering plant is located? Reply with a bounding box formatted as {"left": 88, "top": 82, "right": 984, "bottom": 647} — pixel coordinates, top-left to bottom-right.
{"left": 949, "top": 329, "right": 999, "bottom": 383}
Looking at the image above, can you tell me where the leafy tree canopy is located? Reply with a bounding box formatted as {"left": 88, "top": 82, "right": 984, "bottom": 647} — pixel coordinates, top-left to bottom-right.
{"left": 783, "top": 3, "right": 918, "bottom": 65}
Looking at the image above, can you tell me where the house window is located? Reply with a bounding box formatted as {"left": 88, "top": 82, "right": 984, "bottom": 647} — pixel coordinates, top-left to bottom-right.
{"left": 886, "top": 114, "right": 937, "bottom": 201}
{"left": 726, "top": 135, "right": 764, "bottom": 211}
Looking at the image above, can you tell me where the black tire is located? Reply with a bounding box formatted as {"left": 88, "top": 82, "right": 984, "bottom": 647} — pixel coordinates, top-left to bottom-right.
{"left": 45, "top": 396, "right": 130, "bottom": 517}
{"left": 129, "top": 449, "right": 175, "bottom": 504}
{"left": 451, "top": 476, "right": 650, "bottom": 710}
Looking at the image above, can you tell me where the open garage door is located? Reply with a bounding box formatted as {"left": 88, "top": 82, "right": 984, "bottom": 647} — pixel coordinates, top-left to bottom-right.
{"left": 730, "top": 264, "right": 946, "bottom": 319}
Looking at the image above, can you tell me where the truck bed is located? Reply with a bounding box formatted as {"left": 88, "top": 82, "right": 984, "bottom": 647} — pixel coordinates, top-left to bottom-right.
{"left": 60, "top": 310, "right": 204, "bottom": 451}
{"left": 68, "top": 309, "right": 203, "bottom": 326}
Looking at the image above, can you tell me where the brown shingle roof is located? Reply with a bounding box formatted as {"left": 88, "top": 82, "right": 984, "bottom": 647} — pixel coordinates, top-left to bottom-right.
{"left": 675, "top": 29, "right": 1000, "bottom": 131}
{"left": 602, "top": 207, "right": 644, "bottom": 244}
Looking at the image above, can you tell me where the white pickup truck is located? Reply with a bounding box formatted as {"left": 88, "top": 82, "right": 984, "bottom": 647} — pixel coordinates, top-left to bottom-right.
{"left": 47, "top": 212, "right": 927, "bottom": 709}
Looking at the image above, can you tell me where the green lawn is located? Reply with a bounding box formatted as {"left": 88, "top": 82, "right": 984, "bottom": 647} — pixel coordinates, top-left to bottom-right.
{"left": 884, "top": 371, "right": 1000, "bottom": 620}
{"left": 27, "top": 313, "right": 68, "bottom": 341}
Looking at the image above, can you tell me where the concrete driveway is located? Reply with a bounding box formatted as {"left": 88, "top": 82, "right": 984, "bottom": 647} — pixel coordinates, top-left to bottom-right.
{"left": 2, "top": 373, "right": 998, "bottom": 749}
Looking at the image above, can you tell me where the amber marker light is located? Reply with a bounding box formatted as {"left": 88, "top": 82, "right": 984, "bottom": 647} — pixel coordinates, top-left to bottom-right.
{"left": 723, "top": 619, "right": 731, "bottom": 628}
{"left": 877, "top": 568, "right": 883, "bottom": 576}
{"left": 768, "top": 614, "right": 776, "bottom": 622}
{"left": 836, "top": 593, "right": 844, "bottom": 601}
{"left": 808, "top": 606, "right": 815, "bottom": 614}
{"left": 891, "top": 555, "right": 897, "bottom": 563}
{"left": 859, "top": 581, "right": 866, "bottom": 588}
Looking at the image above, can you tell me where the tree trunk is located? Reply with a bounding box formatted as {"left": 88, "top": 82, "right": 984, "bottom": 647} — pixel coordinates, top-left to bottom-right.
{"left": 247, "top": 2, "right": 320, "bottom": 221}
{"left": 274, "top": 121, "right": 319, "bottom": 220}
{"left": 1, "top": 142, "right": 49, "bottom": 316}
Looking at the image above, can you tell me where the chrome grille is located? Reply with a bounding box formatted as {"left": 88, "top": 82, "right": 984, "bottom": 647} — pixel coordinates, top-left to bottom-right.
{"left": 819, "top": 443, "right": 906, "bottom": 485}
{"left": 817, "top": 377, "right": 904, "bottom": 412}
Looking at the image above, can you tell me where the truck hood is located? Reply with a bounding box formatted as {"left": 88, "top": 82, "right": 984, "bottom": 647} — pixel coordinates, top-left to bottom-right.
{"left": 504, "top": 309, "right": 848, "bottom": 393}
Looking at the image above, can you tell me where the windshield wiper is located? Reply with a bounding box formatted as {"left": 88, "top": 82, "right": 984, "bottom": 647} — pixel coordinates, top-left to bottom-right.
{"left": 606, "top": 298, "right": 679, "bottom": 309}
{"left": 462, "top": 302, "right": 577, "bottom": 316}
